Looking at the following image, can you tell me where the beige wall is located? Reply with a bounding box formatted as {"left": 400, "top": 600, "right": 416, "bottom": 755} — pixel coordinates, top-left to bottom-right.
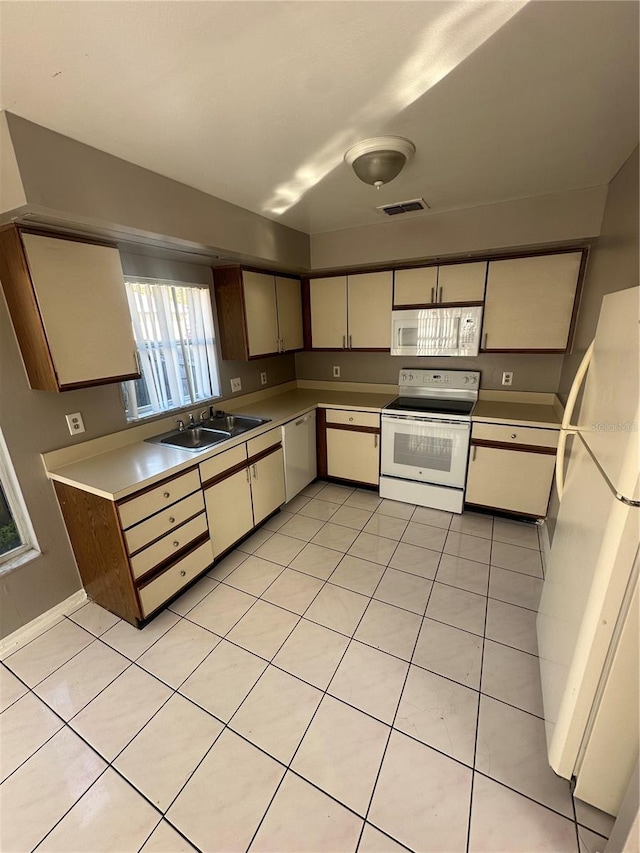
{"left": 546, "top": 147, "right": 639, "bottom": 541}
{"left": 295, "top": 351, "right": 564, "bottom": 393}
{"left": 310, "top": 186, "right": 607, "bottom": 271}
{"left": 4, "top": 113, "right": 310, "bottom": 272}
{"left": 0, "top": 245, "right": 295, "bottom": 639}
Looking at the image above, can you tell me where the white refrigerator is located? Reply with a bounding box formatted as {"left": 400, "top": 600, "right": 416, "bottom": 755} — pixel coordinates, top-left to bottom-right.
{"left": 537, "top": 285, "right": 639, "bottom": 817}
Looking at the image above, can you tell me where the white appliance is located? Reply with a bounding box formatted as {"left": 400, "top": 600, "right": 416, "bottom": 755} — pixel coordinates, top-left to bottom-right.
{"left": 281, "top": 410, "right": 317, "bottom": 502}
{"left": 537, "top": 286, "right": 639, "bottom": 816}
{"left": 390, "top": 305, "right": 483, "bottom": 357}
{"left": 379, "top": 369, "right": 479, "bottom": 513}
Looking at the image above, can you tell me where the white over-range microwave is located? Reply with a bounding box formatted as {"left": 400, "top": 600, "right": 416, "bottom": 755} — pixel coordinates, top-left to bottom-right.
{"left": 390, "top": 305, "right": 483, "bottom": 357}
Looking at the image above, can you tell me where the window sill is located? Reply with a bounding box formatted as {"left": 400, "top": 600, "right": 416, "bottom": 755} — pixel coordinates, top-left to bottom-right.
{"left": 0, "top": 547, "right": 42, "bottom": 577}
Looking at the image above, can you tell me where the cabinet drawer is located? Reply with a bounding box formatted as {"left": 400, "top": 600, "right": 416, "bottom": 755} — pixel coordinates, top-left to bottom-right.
{"left": 138, "top": 539, "right": 213, "bottom": 618}
{"left": 118, "top": 469, "right": 201, "bottom": 530}
{"left": 123, "top": 491, "right": 205, "bottom": 555}
{"left": 325, "top": 409, "right": 380, "bottom": 429}
{"left": 129, "top": 512, "right": 208, "bottom": 580}
{"left": 247, "top": 427, "right": 281, "bottom": 457}
{"left": 199, "top": 443, "right": 247, "bottom": 484}
{"left": 471, "top": 422, "right": 559, "bottom": 449}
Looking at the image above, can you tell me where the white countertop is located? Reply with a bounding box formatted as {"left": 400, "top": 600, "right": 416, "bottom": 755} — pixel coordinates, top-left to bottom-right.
{"left": 45, "top": 385, "right": 563, "bottom": 501}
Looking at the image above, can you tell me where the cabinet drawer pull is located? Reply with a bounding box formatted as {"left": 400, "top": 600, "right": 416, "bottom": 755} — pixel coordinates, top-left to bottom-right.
{"left": 173, "top": 540, "right": 180, "bottom": 547}
{"left": 180, "top": 570, "right": 186, "bottom": 577}
{"left": 163, "top": 491, "right": 171, "bottom": 499}
{"left": 511, "top": 433, "right": 517, "bottom": 439}
{"left": 349, "top": 416, "right": 354, "bottom": 422}
{"left": 168, "top": 517, "right": 176, "bottom": 524}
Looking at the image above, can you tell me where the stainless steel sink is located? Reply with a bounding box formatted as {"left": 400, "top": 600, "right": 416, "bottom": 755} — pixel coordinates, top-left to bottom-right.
{"left": 204, "top": 414, "right": 271, "bottom": 435}
{"left": 146, "top": 427, "right": 231, "bottom": 451}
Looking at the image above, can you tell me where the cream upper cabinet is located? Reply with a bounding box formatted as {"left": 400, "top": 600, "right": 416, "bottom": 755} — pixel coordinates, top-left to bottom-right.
{"left": 310, "top": 276, "right": 348, "bottom": 348}
{"left": 310, "top": 272, "right": 392, "bottom": 349}
{"left": 483, "top": 252, "right": 583, "bottom": 351}
{"left": 347, "top": 272, "right": 392, "bottom": 349}
{"left": 437, "top": 262, "right": 486, "bottom": 304}
{"left": 393, "top": 263, "right": 485, "bottom": 307}
{"left": 393, "top": 266, "right": 438, "bottom": 306}
{"left": 243, "top": 271, "right": 280, "bottom": 357}
{"left": 214, "top": 267, "right": 303, "bottom": 360}
{"left": 275, "top": 276, "right": 304, "bottom": 352}
{"left": 0, "top": 227, "right": 139, "bottom": 391}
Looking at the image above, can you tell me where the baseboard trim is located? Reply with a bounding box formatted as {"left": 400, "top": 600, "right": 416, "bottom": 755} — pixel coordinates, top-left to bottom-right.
{"left": 0, "top": 589, "right": 87, "bottom": 656}
{"left": 539, "top": 520, "right": 552, "bottom": 577}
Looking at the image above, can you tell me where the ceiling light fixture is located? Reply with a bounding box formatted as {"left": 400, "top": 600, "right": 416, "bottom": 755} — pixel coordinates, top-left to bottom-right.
{"left": 344, "top": 136, "right": 416, "bottom": 189}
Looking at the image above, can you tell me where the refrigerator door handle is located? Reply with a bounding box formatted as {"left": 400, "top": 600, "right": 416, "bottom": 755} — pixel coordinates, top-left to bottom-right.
{"left": 556, "top": 339, "right": 594, "bottom": 499}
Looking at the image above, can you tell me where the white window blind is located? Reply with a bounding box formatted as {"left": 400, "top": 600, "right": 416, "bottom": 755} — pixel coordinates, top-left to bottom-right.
{"left": 122, "top": 278, "right": 220, "bottom": 420}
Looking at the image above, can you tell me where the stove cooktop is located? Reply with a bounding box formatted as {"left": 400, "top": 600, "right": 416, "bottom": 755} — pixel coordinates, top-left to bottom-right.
{"left": 384, "top": 397, "right": 476, "bottom": 417}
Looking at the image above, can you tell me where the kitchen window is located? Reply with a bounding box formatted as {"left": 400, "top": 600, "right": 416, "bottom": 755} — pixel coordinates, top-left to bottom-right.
{"left": 0, "top": 432, "right": 39, "bottom": 572}
{"left": 122, "top": 278, "right": 221, "bottom": 421}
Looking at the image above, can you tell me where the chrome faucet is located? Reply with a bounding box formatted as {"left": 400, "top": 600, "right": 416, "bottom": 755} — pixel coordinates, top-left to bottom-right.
{"left": 199, "top": 409, "right": 209, "bottom": 423}
{"left": 176, "top": 419, "right": 186, "bottom": 432}
{"left": 188, "top": 414, "right": 196, "bottom": 427}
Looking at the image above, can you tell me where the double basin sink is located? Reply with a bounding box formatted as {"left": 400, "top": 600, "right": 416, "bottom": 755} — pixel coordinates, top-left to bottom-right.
{"left": 146, "top": 413, "right": 271, "bottom": 452}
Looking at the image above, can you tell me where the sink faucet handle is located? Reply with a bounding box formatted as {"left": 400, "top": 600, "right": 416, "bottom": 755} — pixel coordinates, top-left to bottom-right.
{"left": 199, "top": 409, "right": 208, "bottom": 422}
{"left": 176, "top": 419, "right": 186, "bottom": 432}
{"left": 188, "top": 414, "right": 195, "bottom": 426}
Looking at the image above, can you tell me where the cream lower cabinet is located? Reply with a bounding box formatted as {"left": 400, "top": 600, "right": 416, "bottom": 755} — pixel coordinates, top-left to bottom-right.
{"left": 321, "top": 408, "right": 381, "bottom": 486}
{"left": 465, "top": 423, "right": 559, "bottom": 517}
{"left": 54, "top": 467, "right": 212, "bottom": 627}
{"left": 201, "top": 431, "right": 285, "bottom": 558}
{"left": 310, "top": 272, "right": 392, "bottom": 350}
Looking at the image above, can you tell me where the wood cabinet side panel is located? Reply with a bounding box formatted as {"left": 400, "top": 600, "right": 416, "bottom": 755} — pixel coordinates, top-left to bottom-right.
{"left": 213, "top": 267, "right": 249, "bottom": 360}
{"left": 53, "top": 481, "right": 141, "bottom": 623}
{"left": 0, "top": 226, "right": 58, "bottom": 390}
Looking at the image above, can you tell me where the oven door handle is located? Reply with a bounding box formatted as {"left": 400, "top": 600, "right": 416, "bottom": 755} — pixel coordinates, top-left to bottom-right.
{"left": 382, "top": 414, "right": 470, "bottom": 428}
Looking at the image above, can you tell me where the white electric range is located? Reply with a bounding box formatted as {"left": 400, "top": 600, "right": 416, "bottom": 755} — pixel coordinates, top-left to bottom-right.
{"left": 379, "top": 368, "right": 480, "bottom": 513}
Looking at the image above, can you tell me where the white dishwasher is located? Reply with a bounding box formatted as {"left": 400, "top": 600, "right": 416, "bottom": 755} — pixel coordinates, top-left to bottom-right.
{"left": 281, "top": 410, "right": 317, "bottom": 502}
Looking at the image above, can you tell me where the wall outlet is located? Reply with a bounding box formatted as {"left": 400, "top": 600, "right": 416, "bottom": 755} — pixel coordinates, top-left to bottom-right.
{"left": 230, "top": 377, "right": 242, "bottom": 393}
{"left": 65, "top": 412, "right": 85, "bottom": 436}
{"left": 260, "top": 372, "right": 267, "bottom": 386}
{"left": 333, "top": 366, "right": 340, "bottom": 378}
{"left": 502, "top": 371, "right": 513, "bottom": 386}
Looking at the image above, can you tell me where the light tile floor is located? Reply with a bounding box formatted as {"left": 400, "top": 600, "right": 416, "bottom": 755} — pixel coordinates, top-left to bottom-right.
{"left": 0, "top": 481, "right": 617, "bottom": 853}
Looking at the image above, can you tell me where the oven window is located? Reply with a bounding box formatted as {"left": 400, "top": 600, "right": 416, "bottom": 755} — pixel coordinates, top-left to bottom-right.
{"left": 393, "top": 433, "right": 453, "bottom": 472}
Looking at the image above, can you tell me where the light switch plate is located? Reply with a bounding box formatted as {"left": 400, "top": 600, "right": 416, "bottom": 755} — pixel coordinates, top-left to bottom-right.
{"left": 260, "top": 372, "right": 267, "bottom": 385}
{"left": 333, "top": 366, "right": 340, "bottom": 378}
{"left": 230, "top": 377, "right": 242, "bottom": 393}
{"left": 65, "top": 412, "right": 85, "bottom": 435}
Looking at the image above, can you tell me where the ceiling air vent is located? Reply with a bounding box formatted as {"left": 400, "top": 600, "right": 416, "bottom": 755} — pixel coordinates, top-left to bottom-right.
{"left": 377, "top": 198, "right": 430, "bottom": 217}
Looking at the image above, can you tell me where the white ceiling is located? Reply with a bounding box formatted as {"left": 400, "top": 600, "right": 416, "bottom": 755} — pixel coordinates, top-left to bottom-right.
{"left": 1, "top": 1, "right": 638, "bottom": 236}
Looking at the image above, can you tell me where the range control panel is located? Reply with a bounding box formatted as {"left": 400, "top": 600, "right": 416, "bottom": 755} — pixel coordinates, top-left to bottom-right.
{"left": 398, "top": 369, "right": 480, "bottom": 390}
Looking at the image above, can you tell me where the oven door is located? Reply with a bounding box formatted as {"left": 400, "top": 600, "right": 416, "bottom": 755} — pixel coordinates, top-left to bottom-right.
{"left": 381, "top": 414, "right": 470, "bottom": 488}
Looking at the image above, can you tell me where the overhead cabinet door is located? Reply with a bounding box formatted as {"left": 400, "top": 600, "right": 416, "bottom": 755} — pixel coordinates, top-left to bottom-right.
{"left": 14, "top": 232, "right": 139, "bottom": 389}
{"left": 243, "top": 271, "right": 279, "bottom": 356}
{"left": 437, "top": 262, "right": 486, "bottom": 304}
{"left": 483, "top": 252, "right": 583, "bottom": 351}
{"left": 275, "top": 276, "right": 304, "bottom": 352}
{"left": 347, "top": 271, "right": 392, "bottom": 349}
{"left": 310, "top": 276, "right": 348, "bottom": 348}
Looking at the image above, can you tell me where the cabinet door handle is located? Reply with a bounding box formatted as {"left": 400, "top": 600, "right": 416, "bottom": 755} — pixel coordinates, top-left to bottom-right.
{"left": 430, "top": 286, "right": 435, "bottom": 303}
{"left": 349, "top": 335, "right": 352, "bottom": 349}
{"left": 281, "top": 337, "right": 285, "bottom": 351}
{"left": 342, "top": 335, "right": 346, "bottom": 349}
{"left": 438, "top": 285, "right": 443, "bottom": 302}
{"left": 483, "top": 333, "right": 488, "bottom": 349}
{"left": 374, "top": 434, "right": 379, "bottom": 448}
{"left": 472, "top": 445, "right": 477, "bottom": 462}
{"left": 246, "top": 468, "right": 251, "bottom": 483}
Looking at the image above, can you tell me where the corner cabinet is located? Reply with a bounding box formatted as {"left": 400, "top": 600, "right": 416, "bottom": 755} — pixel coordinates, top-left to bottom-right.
{"left": 309, "top": 271, "right": 392, "bottom": 350}
{"left": 0, "top": 226, "right": 139, "bottom": 391}
{"left": 214, "top": 266, "right": 303, "bottom": 360}
{"left": 317, "top": 408, "right": 381, "bottom": 486}
{"left": 465, "top": 422, "right": 559, "bottom": 517}
{"left": 482, "top": 251, "right": 584, "bottom": 352}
